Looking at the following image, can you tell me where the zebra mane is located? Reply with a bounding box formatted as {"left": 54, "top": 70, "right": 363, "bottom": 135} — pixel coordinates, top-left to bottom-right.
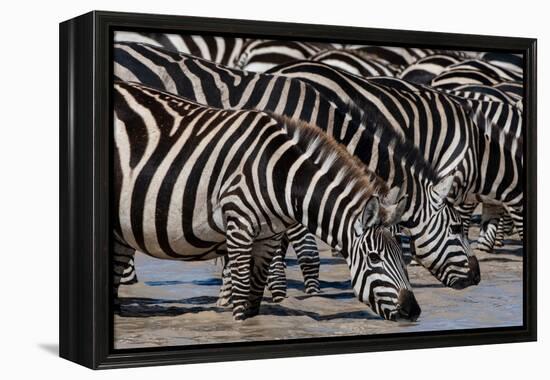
{"left": 268, "top": 113, "right": 389, "bottom": 202}
{"left": 344, "top": 100, "right": 442, "bottom": 183}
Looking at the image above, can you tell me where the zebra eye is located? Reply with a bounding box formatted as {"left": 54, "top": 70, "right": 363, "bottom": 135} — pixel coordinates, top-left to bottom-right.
{"left": 450, "top": 224, "right": 462, "bottom": 235}
{"left": 368, "top": 251, "right": 382, "bottom": 264}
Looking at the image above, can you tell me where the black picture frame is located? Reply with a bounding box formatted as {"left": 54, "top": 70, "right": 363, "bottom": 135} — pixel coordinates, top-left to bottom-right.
{"left": 59, "top": 10, "right": 537, "bottom": 369}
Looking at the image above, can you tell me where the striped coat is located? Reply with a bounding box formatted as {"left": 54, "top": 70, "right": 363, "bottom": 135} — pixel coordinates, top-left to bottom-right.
{"left": 113, "top": 42, "right": 479, "bottom": 289}
{"left": 114, "top": 80, "right": 419, "bottom": 321}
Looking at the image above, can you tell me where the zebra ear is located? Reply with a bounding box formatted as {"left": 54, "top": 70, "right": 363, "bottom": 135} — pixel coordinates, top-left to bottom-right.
{"left": 382, "top": 196, "right": 407, "bottom": 226}
{"left": 355, "top": 197, "right": 381, "bottom": 234}
{"left": 432, "top": 175, "right": 455, "bottom": 203}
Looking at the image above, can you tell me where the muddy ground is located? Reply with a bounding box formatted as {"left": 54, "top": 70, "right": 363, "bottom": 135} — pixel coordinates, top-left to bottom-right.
{"left": 114, "top": 226, "right": 523, "bottom": 349}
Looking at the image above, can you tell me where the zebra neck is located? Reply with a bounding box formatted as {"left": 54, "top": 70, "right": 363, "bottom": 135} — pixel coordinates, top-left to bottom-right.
{"left": 396, "top": 170, "right": 436, "bottom": 231}
{"left": 282, "top": 168, "right": 363, "bottom": 256}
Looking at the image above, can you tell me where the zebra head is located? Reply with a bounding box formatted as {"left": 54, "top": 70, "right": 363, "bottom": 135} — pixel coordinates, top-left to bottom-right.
{"left": 348, "top": 196, "right": 421, "bottom": 321}
{"left": 407, "top": 175, "right": 481, "bottom": 289}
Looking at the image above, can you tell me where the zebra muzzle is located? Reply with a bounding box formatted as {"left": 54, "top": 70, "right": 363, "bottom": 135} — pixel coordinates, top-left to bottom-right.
{"left": 396, "top": 289, "right": 421, "bottom": 321}
{"left": 468, "top": 256, "right": 481, "bottom": 285}
{"left": 450, "top": 256, "right": 481, "bottom": 289}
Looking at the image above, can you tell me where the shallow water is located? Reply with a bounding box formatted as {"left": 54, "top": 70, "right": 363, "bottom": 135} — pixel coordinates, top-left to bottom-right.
{"left": 114, "top": 229, "right": 523, "bottom": 349}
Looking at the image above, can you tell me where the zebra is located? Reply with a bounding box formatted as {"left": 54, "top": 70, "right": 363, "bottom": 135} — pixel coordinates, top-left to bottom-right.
{"left": 269, "top": 225, "right": 321, "bottom": 297}
{"left": 215, "top": 223, "right": 323, "bottom": 305}
{"left": 457, "top": 115, "right": 523, "bottom": 252}
{"left": 114, "top": 31, "right": 247, "bottom": 67}
{"left": 445, "top": 86, "right": 523, "bottom": 138}
{"left": 116, "top": 129, "right": 402, "bottom": 303}
{"left": 398, "top": 54, "right": 463, "bottom": 85}
{"left": 113, "top": 42, "right": 480, "bottom": 289}
{"left": 398, "top": 80, "right": 523, "bottom": 251}
{"left": 433, "top": 80, "right": 524, "bottom": 251}
{"left": 430, "top": 59, "right": 523, "bottom": 90}
{"left": 267, "top": 61, "right": 522, "bottom": 241}
{"left": 448, "top": 83, "right": 522, "bottom": 112}
{"left": 236, "top": 40, "right": 336, "bottom": 72}
{"left": 309, "top": 49, "right": 400, "bottom": 77}
{"left": 118, "top": 222, "right": 325, "bottom": 299}
{"left": 424, "top": 56, "right": 524, "bottom": 105}
{"left": 479, "top": 52, "right": 523, "bottom": 77}
{"left": 346, "top": 46, "right": 478, "bottom": 68}
{"left": 475, "top": 203, "right": 515, "bottom": 252}
{"left": 445, "top": 59, "right": 523, "bottom": 82}
{"left": 494, "top": 81, "right": 524, "bottom": 103}
{"left": 264, "top": 62, "right": 477, "bottom": 194}
{"left": 113, "top": 80, "right": 419, "bottom": 321}
{"left": 218, "top": 163, "right": 396, "bottom": 304}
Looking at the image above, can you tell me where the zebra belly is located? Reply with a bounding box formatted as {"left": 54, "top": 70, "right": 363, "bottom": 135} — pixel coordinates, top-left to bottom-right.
{"left": 117, "top": 160, "right": 228, "bottom": 260}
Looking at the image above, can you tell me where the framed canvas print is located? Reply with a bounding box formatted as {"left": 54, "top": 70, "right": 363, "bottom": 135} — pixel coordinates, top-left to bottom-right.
{"left": 59, "top": 11, "right": 537, "bottom": 369}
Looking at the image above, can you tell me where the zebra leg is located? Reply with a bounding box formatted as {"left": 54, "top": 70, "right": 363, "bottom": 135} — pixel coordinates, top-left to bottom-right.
{"left": 288, "top": 225, "right": 321, "bottom": 294}
{"left": 113, "top": 239, "right": 136, "bottom": 310}
{"left": 456, "top": 202, "right": 478, "bottom": 239}
{"left": 495, "top": 213, "right": 515, "bottom": 247}
{"left": 217, "top": 256, "right": 232, "bottom": 308}
{"left": 494, "top": 218, "right": 506, "bottom": 247}
{"left": 224, "top": 219, "right": 255, "bottom": 321}
{"left": 267, "top": 237, "right": 288, "bottom": 302}
{"left": 477, "top": 218, "right": 499, "bottom": 252}
{"left": 506, "top": 206, "right": 523, "bottom": 240}
{"left": 477, "top": 203, "right": 499, "bottom": 252}
{"left": 397, "top": 230, "right": 414, "bottom": 265}
{"left": 120, "top": 254, "right": 138, "bottom": 285}
{"left": 248, "top": 237, "right": 282, "bottom": 318}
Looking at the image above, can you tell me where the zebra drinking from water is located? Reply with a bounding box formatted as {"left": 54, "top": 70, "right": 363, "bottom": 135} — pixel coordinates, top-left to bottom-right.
{"left": 114, "top": 80, "right": 418, "bottom": 321}
{"left": 113, "top": 42, "right": 479, "bottom": 290}
{"left": 268, "top": 60, "right": 522, "bottom": 243}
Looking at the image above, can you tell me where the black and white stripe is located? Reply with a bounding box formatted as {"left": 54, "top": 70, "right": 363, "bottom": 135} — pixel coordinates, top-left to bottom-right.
{"left": 479, "top": 52, "right": 523, "bottom": 78}
{"left": 441, "top": 86, "right": 523, "bottom": 249}
{"left": 113, "top": 42, "right": 479, "bottom": 289}
{"left": 398, "top": 54, "right": 463, "bottom": 85}
{"left": 267, "top": 62, "right": 484, "bottom": 285}
{"left": 269, "top": 60, "right": 523, "bottom": 246}
{"left": 430, "top": 59, "right": 523, "bottom": 90}
{"left": 310, "top": 49, "right": 400, "bottom": 77}
{"left": 114, "top": 31, "right": 247, "bottom": 67}
{"left": 113, "top": 80, "right": 419, "bottom": 321}
{"left": 347, "top": 46, "right": 478, "bottom": 68}
{"left": 236, "top": 40, "right": 335, "bottom": 72}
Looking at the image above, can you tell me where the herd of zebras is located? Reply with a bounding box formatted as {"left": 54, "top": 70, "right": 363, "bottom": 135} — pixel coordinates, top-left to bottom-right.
{"left": 112, "top": 32, "right": 523, "bottom": 322}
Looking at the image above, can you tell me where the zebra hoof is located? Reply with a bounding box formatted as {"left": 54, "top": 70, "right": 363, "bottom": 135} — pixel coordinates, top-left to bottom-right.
{"left": 306, "top": 289, "right": 321, "bottom": 296}
{"left": 269, "top": 287, "right": 287, "bottom": 302}
{"left": 232, "top": 306, "right": 248, "bottom": 321}
{"left": 305, "top": 287, "right": 321, "bottom": 295}
{"left": 272, "top": 295, "right": 286, "bottom": 303}
{"left": 120, "top": 276, "right": 139, "bottom": 285}
{"left": 232, "top": 302, "right": 258, "bottom": 321}
{"left": 216, "top": 298, "right": 232, "bottom": 308}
